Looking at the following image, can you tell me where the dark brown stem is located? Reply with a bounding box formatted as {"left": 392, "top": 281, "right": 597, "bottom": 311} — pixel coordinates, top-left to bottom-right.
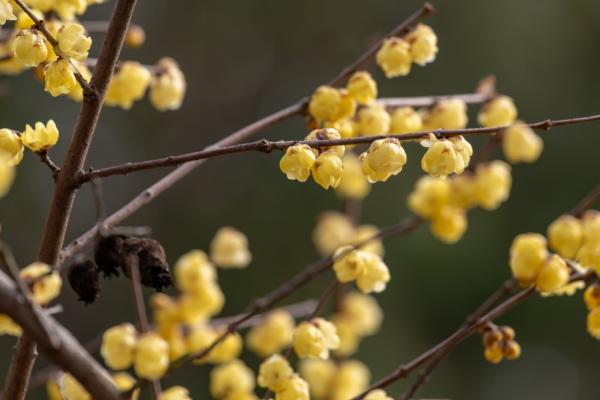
{"left": 37, "top": 151, "right": 60, "bottom": 179}
{"left": 1, "top": 335, "right": 37, "bottom": 400}
{"left": 2, "top": 0, "right": 140, "bottom": 399}
{"left": 79, "top": 113, "right": 600, "bottom": 183}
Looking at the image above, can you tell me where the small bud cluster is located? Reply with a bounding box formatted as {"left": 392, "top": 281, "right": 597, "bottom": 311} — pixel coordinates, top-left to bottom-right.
{"left": 258, "top": 354, "right": 310, "bottom": 400}
{"left": 333, "top": 246, "right": 390, "bottom": 294}
{"left": 409, "top": 160, "right": 512, "bottom": 243}
{"left": 481, "top": 324, "right": 521, "bottom": 364}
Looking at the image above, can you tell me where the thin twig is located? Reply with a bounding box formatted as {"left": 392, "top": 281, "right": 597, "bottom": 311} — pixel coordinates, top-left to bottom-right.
{"left": 79, "top": 113, "right": 600, "bottom": 182}
{"left": 570, "top": 183, "right": 600, "bottom": 216}
{"left": 399, "top": 279, "right": 517, "bottom": 400}
{"left": 354, "top": 270, "right": 594, "bottom": 399}
{"left": 37, "top": 151, "right": 60, "bottom": 179}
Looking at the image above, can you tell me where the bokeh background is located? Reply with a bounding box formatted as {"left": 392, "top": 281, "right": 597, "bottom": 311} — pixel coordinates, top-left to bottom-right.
{"left": 1, "top": 0, "right": 599, "bottom": 399}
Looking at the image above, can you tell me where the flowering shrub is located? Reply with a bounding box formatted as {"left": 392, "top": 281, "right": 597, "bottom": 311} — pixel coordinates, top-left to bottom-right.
{"left": 0, "top": 2, "right": 598, "bottom": 400}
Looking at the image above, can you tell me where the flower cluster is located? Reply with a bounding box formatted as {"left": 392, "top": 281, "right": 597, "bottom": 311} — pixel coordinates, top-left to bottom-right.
{"left": 408, "top": 160, "right": 512, "bottom": 243}
{"left": 246, "top": 309, "right": 295, "bottom": 357}
{"left": 584, "top": 284, "right": 600, "bottom": 339}
{"left": 293, "top": 318, "right": 340, "bottom": 359}
{"left": 333, "top": 246, "right": 390, "bottom": 294}
{"left": 481, "top": 324, "right": 521, "bottom": 364}
{"left": 258, "top": 354, "right": 310, "bottom": 400}
{"left": 299, "top": 358, "right": 372, "bottom": 400}
{"left": 376, "top": 23, "right": 438, "bottom": 78}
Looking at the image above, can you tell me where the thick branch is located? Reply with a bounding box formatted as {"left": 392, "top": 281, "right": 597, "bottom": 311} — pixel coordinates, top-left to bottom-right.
{"left": 0, "top": 271, "right": 122, "bottom": 399}
{"left": 80, "top": 113, "right": 600, "bottom": 182}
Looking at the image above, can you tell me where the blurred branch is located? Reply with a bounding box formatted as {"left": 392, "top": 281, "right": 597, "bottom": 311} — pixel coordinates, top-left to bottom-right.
{"left": 79, "top": 113, "right": 600, "bottom": 182}
{"left": 570, "top": 183, "right": 600, "bottom": 216}
{"left": 354, "top": 269, "right": 593, "bottom": 399}
{"left": 1, "top": 0, "right": 141, "bottom": 399}
{"left": 59, "top": 3, "right": 437, "bottom": 266}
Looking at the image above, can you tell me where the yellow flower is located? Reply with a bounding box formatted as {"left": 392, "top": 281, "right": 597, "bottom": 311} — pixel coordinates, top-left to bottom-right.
{"left": 587, "top": 307, "right": 600, "bottom": 339}
{"left": 355, "top": 253, "right": 390, "bottom": 294}
{"left": 44, "top": 59, "right": 77, "bottom": 96}
{"left": 0, "top": 159, "right": 15, "bottom": 198}
{"left": 331, "top": 360, "right": 370, "bottom": 400}
{"left": 547, "top": 215, "right": 584, "bottom": 259}
{"left": 339, "top": 291, "right": 382, "bottom": 336}
{"left": 257, "top": 354, "right": 294, "bottom": 391}
{"left": 159, "top": 386, "right": 191, "bottom": 400}
{"left": 331, "top": 316, "right": 360, "bottom": 356}
{"left": 100, "top": 323, "right": 138, "bottom": 370}
{"left": 536, "top": 254, "right": 570, "bottom": 294}
{"left": 502, "top": 122, "right": 543, "bottom": 164}
{"left": 174, "top": 250, "right": 215, "bottom": 295}
{"left": 352, "top": 224, "right": 384, "bottom": 257}
{"left": 347, "top": 70, "right": 377, "bottom": 104}
{"left": 360, "top": 138, "right": 407, "bottom": 183}
{"left": 210, "top": 328, "right": 243, "bottom": 364}
{"left": 333, "top": 246, "right": 369, "bottom": 283}
{"left": 478, "top": 96, "right": 518, "bottom": 127}
{"left": 408, "top": 175, "right": 451, "bottom": 219}
{"left": 0, "top": 314, "right": 21, "bottom": 336}
{"left": 67, "top": 61, "right": 92, "bottom": 102}
{"left": 509, "top": 233, "right": 549, "bottom": 285}
{"left": 57, "top": 23, "right": 92, "bottom": 61}
{"left": 21, "top": 119, "right": 59, "bottom": 152}
{"left": 12, "top": 29, "right": 48, "bottom": 66}
{"left": 299, "top": 359, "right": 336, "bottom": 399}
{"left": 422, "top": 99, "right": 468, "bottom": 130}
{"left": 313, "top": 211, "right": 354, "bottom": 256}
{"left": 473, "top": 160, "right": 512, "bottom": 210}
{"left": 178, "top": 282, "right": 224, "bottom": 324}
{"left": 406, "top": 23, "right": 438, "bottom": 66}
{"left": 421, "top": 139, "right": 460, "bottom": 178}
{"left": 246, "top": 309, "right": 294, "bottom": 357}
{"left": 210, "top": 360, "right": 255, "bottom": 399}
{"left": 133, "top": 332, "right": 170, "bottom": 380}
{"left": 449, "top": 173, "right": 477, "bottom": 209}
{"left": 19, "top": 262, "right": 62, "bottom": 305}
{"left": 62, "top": 373, "right": 91, "bottom": 400}
{"left": 450, "top": 136, "right": 473, "bottom": 174}
{"left": 275, "top": 374, "right": 310, "bottom": 400}
{"left": 0, "top": 129, "right": 23, "bottom": 166}
{"left": 336, "top": 153, "right": 371, "bottom": 200}
{"left": 16, "top": 9, "right": 42, "bottom": 30}
{"left": 357, "top": 103, "right": 390, "bottom": 136}
{"left": 390, "top": 106, "right": 423, "bottom": 134}
{"left": 581, "top": 210, "right": 600, "bottom": 242}
{"left": 312, "top": 151, "right": 343, "bottom": 189}
{"left": 112, "top": 372, "right": 138, "bottom": 399}
{"left": 484, "top": 341, "right": 504, "bottom": 364}
{"left": 376, "top": 37, "right": 412, "bottom": 78}
{"left": 0, "top": 0, "right": 16, "bottom": 25}
{"left": 106, "top": 61, "right": 151, "bottom": 109}
{"left": 210, "top": 226, "right": 252, "bottom": 269}
{"left": 186, "top": 323, "right": 218, "bottom": 363}
{"left": 584, "top": 284, "right": 600, "bottom": 311}
{"left": 309, "top": 85, "right": 342, "bottom": 122}
{"left": 126, "top": 25, "right": 146, "bottom": 48}
{"left": 54, "top": 0, "right": 87, "bottom": 21}
{"left": 364, "top": 389, "right": 394, "bottom": 400}
{"left": 293, "top": 319, "right": 339, "bottom": 359}
{"left": 279, "top": 144, "right": 316, "bottom": 182}
{"left": 430, "top": 206, "right": 468, "bottom": 244}
{"left": 150, "top": 57, "right": 187, "bottom": 111}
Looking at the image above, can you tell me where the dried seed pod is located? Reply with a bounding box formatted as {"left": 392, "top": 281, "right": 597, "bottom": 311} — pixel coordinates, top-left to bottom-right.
{"left": 121, "top": 237, "right": 172, "bottom": 292}
{"left": 94, "top": 235, "right": 125, "bottom": 278}
{"left": 67, "top": 258, "right": 100, "bottom": 305}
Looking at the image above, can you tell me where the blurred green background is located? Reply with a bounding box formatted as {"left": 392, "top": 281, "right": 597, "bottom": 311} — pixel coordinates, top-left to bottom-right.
{"left": 1, "top": 0, "right": 599, "bottom": 398}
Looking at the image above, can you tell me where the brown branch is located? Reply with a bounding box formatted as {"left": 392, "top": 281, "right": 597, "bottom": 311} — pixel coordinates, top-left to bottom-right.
{"left": 1, "top": 335, "right": 37, "bottom": 400}
{"left": 79, "top": 113, "right": 600, "bottom": 183}
{"left": 37, "top": 151, "right": 60, "bottom": 179}
{"left": 58, "top": 3, "right": 439, "bottom": 266}
{"left": 1, "top": 0, "right": 140, "bottom": 399}
{"left": 0, "top": 271, "right": 122, "bottom": 399}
